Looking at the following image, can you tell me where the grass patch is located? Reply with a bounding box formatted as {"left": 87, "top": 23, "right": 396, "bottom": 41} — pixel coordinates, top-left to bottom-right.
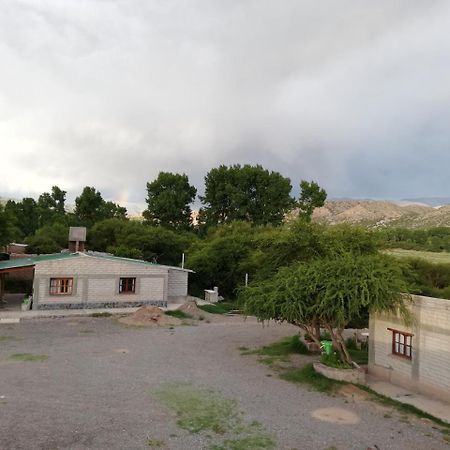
{"left": 165, "top": 310, "right": 192, "bottom": 319}
{"left": 385, "top": 248, "right": 450, "bottom": 264}
{"left": 152, "top": 383, "right": 275, "bottom": 449}
{"left": 280, "top": 364, "right": 340, "bottom": 393}
{"left": 320, "top": 353, "right": 352, "bottom": 369}
{"left": 0, "top": 336, "right": 17, "bottom": 342}
{"left": 348, "top": 347, "right": 368, "bottom": 365}
{"left": 90, "top": 312, "right": 112, "bottom": 318}
{"left": 9, "top": 353, "right": 48, "bottom": 362}
{"left": 198, "top": 303, "right": 236, "bottom": 315}
{"left": 146, "top": 438, "right": 165, "bottom": 448}
{"left": 357, "top": 385, "right": 450, "bottom": 429}
{"left": 241, "top": 335, "right": 310, "bottom": 362}
{"left": 153, "top": 383, "right": 239, "bottom": 434}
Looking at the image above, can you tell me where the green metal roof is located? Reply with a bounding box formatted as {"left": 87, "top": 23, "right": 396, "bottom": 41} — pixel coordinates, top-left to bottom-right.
{"left": 86, "top": 253, "right": 193, "bottom": 272}
{"left": 0, "top": 252, "right": 79, "bottom": 272}
{"left": 0, "top": 252, "right": 193, "bottom": 273}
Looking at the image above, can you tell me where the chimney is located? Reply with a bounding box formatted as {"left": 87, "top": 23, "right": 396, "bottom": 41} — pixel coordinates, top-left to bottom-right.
{"left": 68, "top": 227, "right": 87, "bottom": 253}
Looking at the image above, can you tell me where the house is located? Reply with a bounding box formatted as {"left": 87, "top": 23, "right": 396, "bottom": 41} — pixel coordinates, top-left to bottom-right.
{"left": 0, "top": 252, "right": 192, "bottom": 310}
{"left": 368, "top": 294, "right": 450, "bottom": 403}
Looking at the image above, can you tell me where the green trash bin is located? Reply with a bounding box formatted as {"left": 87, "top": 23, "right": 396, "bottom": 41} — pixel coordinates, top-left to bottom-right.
{"left": 321, "top": 340, "right": 333, "bottom": 355}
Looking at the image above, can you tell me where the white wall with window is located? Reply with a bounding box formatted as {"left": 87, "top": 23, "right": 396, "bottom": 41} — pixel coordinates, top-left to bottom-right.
{"left": 369, "top": 294, "right": 450, "bottom": 403}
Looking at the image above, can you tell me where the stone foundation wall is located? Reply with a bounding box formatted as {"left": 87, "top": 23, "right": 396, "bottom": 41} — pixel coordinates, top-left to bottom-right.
{"left": 36, "top": 300, "right": 167, "bottom": 310}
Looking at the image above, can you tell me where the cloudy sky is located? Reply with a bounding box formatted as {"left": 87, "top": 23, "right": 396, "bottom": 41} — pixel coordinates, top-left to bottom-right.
{"left": 1, "top": 0, "right": 449, "bottom": 210}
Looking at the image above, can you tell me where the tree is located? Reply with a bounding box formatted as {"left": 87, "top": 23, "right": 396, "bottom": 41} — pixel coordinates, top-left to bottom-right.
{"left": 143, "top": 172, "right": 197, "bottom": 230}
{"left": 25, "top": 223, "right": 69, "bottom": 254}
{"left": 200, "top": 165, "right": 294, "bottom": 227}
{"left": 240, "top": 252, "right": 410, "bottom": 365}
{"left": 0, "top": 204, "right": 16, "bottom": 247}
{"left": 297, "top": 180, "right": 327, "bottom": 221}
{"left": 74, "top": 187, "right": 127, "bottom": 226}
{"left": 5, "top": 198, "right": 39, "bottom": 237}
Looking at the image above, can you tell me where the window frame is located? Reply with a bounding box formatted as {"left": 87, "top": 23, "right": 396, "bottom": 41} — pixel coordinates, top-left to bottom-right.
{"left": 388, "top": 328, "right": 413, "bottom": 359}
{"left": 49, "top": 277, "right": 73, "bottom": 296}
{"left": 119, "top": 277, "right": 136, "bottom": 294}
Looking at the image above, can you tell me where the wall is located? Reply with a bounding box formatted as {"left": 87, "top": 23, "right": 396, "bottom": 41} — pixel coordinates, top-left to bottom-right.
{"left": 369, "top": 294, "right": 450, "bottom": 403}
{"left": 167, "top": 269, "right": 188, "bottom": 298}
{"left": 33, "top": 254, "right": 169, "bottom": 309}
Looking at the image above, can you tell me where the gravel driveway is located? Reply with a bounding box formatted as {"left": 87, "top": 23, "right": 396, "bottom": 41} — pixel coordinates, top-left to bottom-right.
{"left": 0, "top": 316, "right": 447, "bottom": 450}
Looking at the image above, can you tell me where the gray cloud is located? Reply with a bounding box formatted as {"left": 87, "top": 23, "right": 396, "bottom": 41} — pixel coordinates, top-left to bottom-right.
{"left": 1, "top": 0, "right": 449, "bottom": 209}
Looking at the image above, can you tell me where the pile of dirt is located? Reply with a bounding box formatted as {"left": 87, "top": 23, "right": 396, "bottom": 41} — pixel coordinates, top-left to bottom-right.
{"left": 118, "top": 306, "right": 182, "bottom": 327}
{"left": 177, "top": 300, "right": 205, "bottom": 319}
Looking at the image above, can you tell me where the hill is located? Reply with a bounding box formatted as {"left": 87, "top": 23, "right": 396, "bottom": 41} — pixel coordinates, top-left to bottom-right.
{"left": 309, "top": 200, "right": 450, "bottom": 228}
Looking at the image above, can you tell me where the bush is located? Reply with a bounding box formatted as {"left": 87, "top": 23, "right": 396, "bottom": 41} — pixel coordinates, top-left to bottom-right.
{"left": 320, "top": 353, "right": 352, "bottom": 369}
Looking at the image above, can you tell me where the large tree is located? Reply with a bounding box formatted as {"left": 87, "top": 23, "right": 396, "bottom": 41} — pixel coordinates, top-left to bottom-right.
{"left": 143, "top": 172, "right": 197, "bottom": 230}
{"left": 74, "top": 187, "right": 127, "bottom": 226}
{"left": 297, "top": 180, "right": 327, "bottom": 221}
{"left": 5, "top": 198, "right": 39, "bottom": 238}
{"left": 0, "top": 204, "right": 16, "bottom": 247}
{"left": 240, "top": 252, "right": 410, "bottom": 365}
{"left": 200, "top": 164, "right": 294, "bottom": 227}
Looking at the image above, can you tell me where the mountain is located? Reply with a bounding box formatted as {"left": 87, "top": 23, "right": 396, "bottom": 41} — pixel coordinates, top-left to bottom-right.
{"left": 401, "top": 197, "right": 450, "bottom": 207}
{"left": 308, "top": 200, "right": 450, "bottom": 228}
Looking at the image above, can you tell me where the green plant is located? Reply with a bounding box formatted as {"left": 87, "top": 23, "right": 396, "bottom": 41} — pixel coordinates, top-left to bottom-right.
{"left": 9, "top": 353, "right": 48, "bottom": 362}
{"left": 165, "top": 310, "right": 192, "bottom": 319}
{"left": 90, "top": 312, "right": 112, "bottom": 318}
{"left": 280, "top": 364, "right": 340, "bottom": 393}
{"left": 198, "top": 303, "right": 235, "bottom": 315}
{"left": 320, "top": 353, "right": 352, "bottom": 369}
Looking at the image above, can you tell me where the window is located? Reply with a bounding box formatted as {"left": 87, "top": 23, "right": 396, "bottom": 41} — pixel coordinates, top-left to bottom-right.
{"left": 388, "top": 328, "right": 413, "bottom": 359}
{"left": 119, "top": 277, "right": 136, "bottom": 294}
{"left": 49, "top": 278, "right": 73, "bottom": 295}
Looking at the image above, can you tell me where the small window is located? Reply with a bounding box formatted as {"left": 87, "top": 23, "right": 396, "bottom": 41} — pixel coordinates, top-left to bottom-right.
{"left": 49, "top": 278, "right": 73, "bottom": 295}
{"left": 388, "top": 328, "right": 413, "bottom": 359}
{"left": 119, "top": 277, "right": 136, "bottom": 294}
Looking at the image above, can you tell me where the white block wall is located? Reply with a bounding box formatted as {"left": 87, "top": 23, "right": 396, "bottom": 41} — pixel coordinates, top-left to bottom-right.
{"left": 167, "top": 269, "right": 188, "bottom": 297}
{"left": 33, "top": 254, "right": 173, "bottom": 306}
{"left": 369, "top": 294, "right": 450, "bottom": 402}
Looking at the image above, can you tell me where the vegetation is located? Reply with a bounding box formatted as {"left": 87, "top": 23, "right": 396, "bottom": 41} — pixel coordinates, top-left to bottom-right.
{"left": 143, "top": 172, "right": 197, "bottom": 230}
{"left": 9, "top": 353, "right": 48, "bottom": 362}
{"left": 198, "top": 303, "right": 236, "bottom": 315}
{"left": 199, "top": 164, "right": 294, "bottom": 227}
{"left": 297, "top": 180, "right": 327, "bottom": 221}
{"left": 165, "top": 310, "right": 192, "bottom": 319}
{"left": 152, "top": 383, "right": 275, "bottom": 449}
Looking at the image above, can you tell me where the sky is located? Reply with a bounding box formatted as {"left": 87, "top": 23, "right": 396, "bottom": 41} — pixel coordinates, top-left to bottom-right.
{"left": 1, "top": 0, "right": 450, "bottom": 211}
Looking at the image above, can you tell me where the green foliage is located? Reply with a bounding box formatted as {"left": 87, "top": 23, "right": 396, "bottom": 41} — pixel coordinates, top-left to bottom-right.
{"left": 297, "top": 180, "right": 327, "bottom": 221}
{"left": 25, "top": 222, "right": 69, "bottom": 254}
{"left": 198, "top": 303, "right": 235, "bottom": 314}
{"left": 320, "top": 353, "right": 352, "bottom": 369}
{"left": 400, "top": 257, "right": 450, "bottom": 299}
{"left": 381, "top": 227, "right": 450, "bottom": 252}
{"left": 153, "top": 383, "right": 275, "bottom": 449}
{"left": 240, "top": 251, "right": 409, "bottom": 364}
{"left": 200, "top": 164, "right": 294, "bottom": 227}
{"left": 74, "top": 186, "right": 127, "bottom": 226}
{"left": 165, "top": 310, "right": 192, "bottom": 319}
{"left": 143, "top": 172, "right": 197, "bottom": 230}
{"left": 5, "top": 198, "right": 39, "bottom": 237}
{"left": 153, "top": 383, "right": 239, "bottom": 434}
{"left": 243, "top": 335, "right": 310, "bottom": 359}
{"left": 279, "top": 364, "right": 339, "bottom": 393}
{"left": 0, "top": 204, "right": 17, "bottom": 246}
{"left": 89, "top": 219, "right": 196, "bottom": 266}
{"left": 9, "top": 353, "right": 48, "bottom": 362}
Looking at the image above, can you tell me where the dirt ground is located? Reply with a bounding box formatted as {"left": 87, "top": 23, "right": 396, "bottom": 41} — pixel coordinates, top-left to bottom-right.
{"left": 0, "top": 315, "right": 448, "bottom": 450}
